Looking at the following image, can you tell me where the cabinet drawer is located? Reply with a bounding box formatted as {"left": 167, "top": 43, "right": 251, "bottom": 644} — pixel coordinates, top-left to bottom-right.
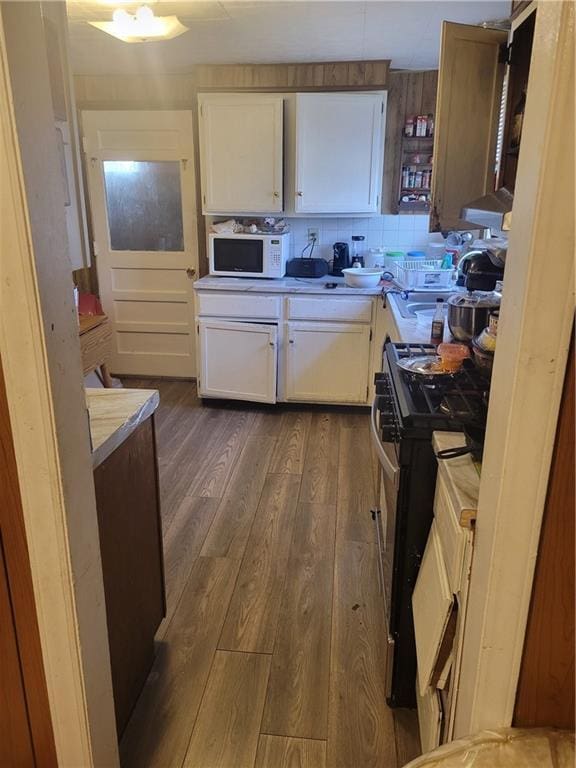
{"left": 286, "top": 296, "right": 373, "bottom": 322}
{"left": 196, "top": 292, "right": 281, "bottom": 319}
{"left": 413, "top": 520, "right": 454, "bottom": 697}
{"left": 416, "top": 684, "right": 442, "bottom": 754}
{"left": 434, "top": 475, "right": 467, "bottom": 594}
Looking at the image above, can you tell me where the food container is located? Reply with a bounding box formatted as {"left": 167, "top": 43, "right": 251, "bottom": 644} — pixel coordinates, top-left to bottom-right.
{"left": 437, "top": 342, "right": 470, "bottom": 372}
{"left": 427, "top": 243, "right": 447, "bottom": 260}
{"left": 471, "top": 338, "right": 494, "bottom": 377}
{"left": 383, "top": 250, "right": 405, "bottom": 272}
{"left": 447, "top": 292, "right": 501, "bottom": 342}
{"left": 489, "top": 310, "right": 499, "bottom": 335}
{"left": 475, "top": 326, "right": 497, "bottom": 352}
{"left": 341, "top": 267, "right": 383, "bottom": 288}
{"left": 406, "top": 250, "right": 427, "bottom": 260}
{"left": 366, "top": 248, "right": 385, "bottom": 268}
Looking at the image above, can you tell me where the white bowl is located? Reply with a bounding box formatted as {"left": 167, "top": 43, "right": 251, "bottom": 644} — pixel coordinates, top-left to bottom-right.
{"left": 342, "top": 267, "right": 383, "bottom": 288}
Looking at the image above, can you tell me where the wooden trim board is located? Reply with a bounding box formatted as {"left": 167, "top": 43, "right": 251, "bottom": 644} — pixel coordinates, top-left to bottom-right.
{"left": 455, "top": 0, "right": 575, "bottom": 737}
{"left": 0, "top": 5, "right": 118, "bottom": 765}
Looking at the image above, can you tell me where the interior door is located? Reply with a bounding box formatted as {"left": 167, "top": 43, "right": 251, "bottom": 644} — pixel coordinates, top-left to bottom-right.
{"left": 198, "top": 320, "right": 277, "bottom": 404}
{"left": 285, "top": 321, "right": 370, "bottom": 403}
{"left": 198, "top": 94, "right": 283, "bottom": 214}
{"left": 412, "top": 520, "right": 454, "bottom": 697}
{"left": 82, "top": 110, "right": 198, "bottom": 378}
{"left": 430, "top": 23, "right": 507, "bottom": 231}
{"left": 294, "top": 93, "right": 385, "bottom": 213}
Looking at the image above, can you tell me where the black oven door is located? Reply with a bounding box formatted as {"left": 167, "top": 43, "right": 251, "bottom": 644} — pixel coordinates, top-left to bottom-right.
{"left": 213, "top": 238, "right": 264, "bottom": 274}
{"left": 370, "top": 392, "right": 400, "bottom": 699}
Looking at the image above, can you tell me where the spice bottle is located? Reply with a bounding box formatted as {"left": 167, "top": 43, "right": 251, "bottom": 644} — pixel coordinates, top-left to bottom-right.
{"left": 430, "top": 298, "right": 445, "bottom": 345}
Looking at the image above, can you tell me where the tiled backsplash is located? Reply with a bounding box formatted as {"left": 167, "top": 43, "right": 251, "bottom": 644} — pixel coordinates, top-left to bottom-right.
{"left": 286, "top": 214, "right": 443, "bottom": 261}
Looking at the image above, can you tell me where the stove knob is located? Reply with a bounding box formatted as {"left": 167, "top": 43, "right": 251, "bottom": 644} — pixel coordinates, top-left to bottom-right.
{"left": 382, "top": 426, "right": 398, "bottom": 443}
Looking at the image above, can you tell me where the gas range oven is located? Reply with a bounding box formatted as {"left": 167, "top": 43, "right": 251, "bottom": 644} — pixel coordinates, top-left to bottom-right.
{"left": 370, "top": 341, "right": 489, "bottom": 708}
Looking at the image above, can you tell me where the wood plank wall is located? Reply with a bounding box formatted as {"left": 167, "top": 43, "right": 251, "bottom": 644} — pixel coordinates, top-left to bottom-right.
{"left": 74, "top": 60, "right": 390, "bottom": 105}
{"left": 381, "top": 70, "right": 438, "bottom": 214}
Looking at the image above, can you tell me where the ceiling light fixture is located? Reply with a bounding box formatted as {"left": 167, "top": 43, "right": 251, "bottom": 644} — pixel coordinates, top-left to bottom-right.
{"left": 89, "top": 5, "right": 188, "bottom": 43}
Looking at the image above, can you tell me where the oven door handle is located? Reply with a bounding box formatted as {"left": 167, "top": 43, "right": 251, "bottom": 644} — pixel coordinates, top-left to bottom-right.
{"left": 370, "top": 396, "right": 400, "bottom": 490}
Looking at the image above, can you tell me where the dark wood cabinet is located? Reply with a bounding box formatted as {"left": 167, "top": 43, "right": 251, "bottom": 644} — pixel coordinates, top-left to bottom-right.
{"left": 93, "top": 416, "right": 165, "bottom": 738}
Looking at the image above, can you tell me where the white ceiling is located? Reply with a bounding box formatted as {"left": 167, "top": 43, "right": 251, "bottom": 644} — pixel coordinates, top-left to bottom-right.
{"left": 66, "top": 0, "right": 510, "bottom": 75}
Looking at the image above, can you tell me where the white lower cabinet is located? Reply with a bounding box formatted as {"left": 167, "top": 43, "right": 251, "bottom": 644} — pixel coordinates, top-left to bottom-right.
{"left": 413, "top": 434, "right": 480, "bottom": 752}
{"left": 284, "top": 321, "right": 371, "bottom": 403}
{"left": 198, "top": 319, "right": 277, "bottom": 403}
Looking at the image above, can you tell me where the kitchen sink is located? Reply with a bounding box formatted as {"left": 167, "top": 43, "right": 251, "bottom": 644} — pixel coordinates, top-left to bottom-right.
{"left": 388, "top": 289, "right": 462, "bottom": 319}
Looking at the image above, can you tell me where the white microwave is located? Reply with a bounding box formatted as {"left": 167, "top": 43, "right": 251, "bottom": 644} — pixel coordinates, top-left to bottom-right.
{"left": 208, "top": 232, "right": 290, "bottom": 278}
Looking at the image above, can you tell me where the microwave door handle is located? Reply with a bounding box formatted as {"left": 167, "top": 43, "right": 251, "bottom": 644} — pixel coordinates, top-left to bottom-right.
{"left": 370, "top": 396, "right": 400, "bottom": 490}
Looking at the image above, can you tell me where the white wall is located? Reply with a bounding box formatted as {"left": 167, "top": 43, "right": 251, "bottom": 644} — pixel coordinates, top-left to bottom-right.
{"left": 287, "top": 213, "right": 436, "bottom": 261}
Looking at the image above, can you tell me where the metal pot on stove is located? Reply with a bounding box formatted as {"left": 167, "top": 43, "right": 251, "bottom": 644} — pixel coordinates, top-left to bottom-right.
{"left": 447, "top": 291, "right": 501, "bottom": 342}
{"left": 448, "top": 249, "right": 504, "bottom": 342}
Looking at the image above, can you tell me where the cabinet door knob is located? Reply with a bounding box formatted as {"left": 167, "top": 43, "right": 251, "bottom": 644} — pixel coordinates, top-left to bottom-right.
{"left": 297, "top": 191, "right": 303, "bottom": 197}
{"left": 186, "top": 267, "right": 196, "bottom": 279}
{"left": 273, "top": 191, "right": 279, "bottom": 198}
{"left": 289, "top": 339, "right": 295, "bottom": 344}
{"left": 269, "top": 341, "right": 275, "bottom": 347}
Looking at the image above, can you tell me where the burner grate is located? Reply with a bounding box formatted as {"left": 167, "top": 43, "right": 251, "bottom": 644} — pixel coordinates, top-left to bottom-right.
{"left": 384, "top": 341, "right": 489, "bottom": 427}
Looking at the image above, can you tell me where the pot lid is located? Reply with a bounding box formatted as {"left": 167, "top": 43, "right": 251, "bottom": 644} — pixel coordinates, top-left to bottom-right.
{"left": 448, "top": 291, "right": 501, "bottom": 308}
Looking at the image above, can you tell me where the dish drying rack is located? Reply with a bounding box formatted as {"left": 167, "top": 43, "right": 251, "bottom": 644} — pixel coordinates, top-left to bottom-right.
{"left": 393, "top": 259, "right": 455, "bottom": 290}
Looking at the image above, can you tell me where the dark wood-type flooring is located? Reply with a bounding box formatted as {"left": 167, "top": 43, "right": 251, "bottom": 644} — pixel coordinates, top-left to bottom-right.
{"left": 120, "top": 379, "right": 421, "bottom": 768}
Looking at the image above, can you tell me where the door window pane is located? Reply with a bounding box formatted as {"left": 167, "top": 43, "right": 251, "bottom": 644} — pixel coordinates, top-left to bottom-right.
{"left": 103, "top": 161, "right": 184, "bottom": 251}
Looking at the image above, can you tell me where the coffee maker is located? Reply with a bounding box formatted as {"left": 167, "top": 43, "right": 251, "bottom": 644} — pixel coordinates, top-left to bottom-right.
{"left": 331, "top": 242, "right": 350, "bottom": 276}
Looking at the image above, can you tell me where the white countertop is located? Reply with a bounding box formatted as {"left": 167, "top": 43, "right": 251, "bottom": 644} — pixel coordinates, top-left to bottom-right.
{"left": 86, "top": 388, "right": 160, "bottom": 468}
{"left": 193, "top": 275, "right": 384, "bottom": 296}
{"left": 386, "top": 290, "right": 461, "bottom": 344}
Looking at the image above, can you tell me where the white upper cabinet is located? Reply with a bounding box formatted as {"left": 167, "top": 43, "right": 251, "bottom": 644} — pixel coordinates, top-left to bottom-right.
{"left": 293, "top": 92, "right": 385, "bottom": 214}
{"left": 198, "top": 94, "right": 283, "bottom": 214}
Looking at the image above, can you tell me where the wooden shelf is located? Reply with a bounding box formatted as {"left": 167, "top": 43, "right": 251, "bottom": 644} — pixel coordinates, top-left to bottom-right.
{"left": 398, "top": 201, "right": 431, "bottom": 213}
{"left": 382, "top": 73, "right": 437, "bottom": 215}
{"left": 398, "top": 112, "right": 435, "bottom": 214}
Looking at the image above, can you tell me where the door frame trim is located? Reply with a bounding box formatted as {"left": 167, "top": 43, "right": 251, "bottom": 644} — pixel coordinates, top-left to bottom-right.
{"left": 455, "top": 0, "right": 575, "bottom": 736}
{"left": 0, "top": 7, "right": 118, "bottom": 766}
